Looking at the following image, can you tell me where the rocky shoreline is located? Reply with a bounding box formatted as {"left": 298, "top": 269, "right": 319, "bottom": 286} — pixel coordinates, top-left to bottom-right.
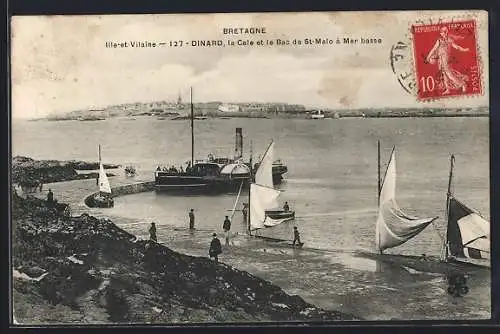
{"left": 12, "top": 156, "right": 119, "bottom": 186}
{"left": 12, "top": 193, "right": 359, "bottom": 324}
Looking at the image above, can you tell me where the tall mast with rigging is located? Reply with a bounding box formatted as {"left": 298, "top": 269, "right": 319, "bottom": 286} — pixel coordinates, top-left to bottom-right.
{"left": 98, "top": 144, "right": 102, "bottom": 196}
{"left": 190, "top": 87, "right": 194, "bottom": 167}
{"left": 441, "top": 154, "right": 455, "bottom": 261}
{"left": 377, "top": 140, "right": 381, "bottom": 205}
{"left": 248, "top": 140, "right": 253, "bottom": 235}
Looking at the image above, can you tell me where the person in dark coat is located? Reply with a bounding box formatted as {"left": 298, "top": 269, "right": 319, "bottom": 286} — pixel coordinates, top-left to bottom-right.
{"left": 283, "top": 201, "right": 290, "bottom": 212}
{"left": 209, "top": 233, "right": 222, "bottom": 263}
{"left": 47, "top": 189, "right": 54, "bottom": 205}
{"left": 292, "top": 226, "right": 303, "bottom": 246}
{"left": 242, "top": 203, "right": 248, "bottom": 222}
{"left": 149, "top": 222, "right": 157, "bottom": 242}
{"left": 189, "top": 209, "right": 195, "bottom": 230}
{"left": 223, "top": 215, "right": 231, "bottom": 245}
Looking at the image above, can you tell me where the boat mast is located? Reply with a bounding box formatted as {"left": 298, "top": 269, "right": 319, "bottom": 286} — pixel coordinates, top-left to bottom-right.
{"left": 190, "top": 87, "right": 194, "bottom": 167}
{"left": 442, "top": 154, "right": 455, "bottom": 261}
{"left": 377, "top": 140, "right": 381, "bottom": 205}
{"left": 98, "top": 144, "right": 102, "bottom": 196}
{"left": 248, "top": 140, "right": 253, "bottom": 235}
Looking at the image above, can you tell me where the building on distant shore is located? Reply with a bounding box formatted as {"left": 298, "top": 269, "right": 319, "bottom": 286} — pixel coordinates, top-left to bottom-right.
{"left": 218, "top": 104, "right": 240, "bottom": 112}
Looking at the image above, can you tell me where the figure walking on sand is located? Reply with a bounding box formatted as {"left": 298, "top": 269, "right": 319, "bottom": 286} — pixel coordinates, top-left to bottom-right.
{"left": 425, "top": 26, "right": 470, "bottom": 95}
{"left": 149, "top": 222, "right": 157, "bottom": 243}
{"left": 292, "top": 226, "right": 303, "bottom": 247}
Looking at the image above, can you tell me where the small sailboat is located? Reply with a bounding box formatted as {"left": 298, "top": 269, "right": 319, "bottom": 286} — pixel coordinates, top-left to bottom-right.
{"left": 365, "top": 143, "right": 489, "bottom": 275}
{"left": 249, "top": 141, "right": 295, "bottom": 233}
{"left": 441, "top": 155, "right": 490, "bottom": 268}
{"left": 375, "top": 143, "right": 438, "bottom": 254}
{"left": 93, "top": 145, "right": 114, "bottom": 208}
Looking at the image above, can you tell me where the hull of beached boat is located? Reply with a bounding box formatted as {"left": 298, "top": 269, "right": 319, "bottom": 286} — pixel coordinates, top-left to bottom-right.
{"left": 85, "top": 194, "right": 114, "bottom": 208}
{"left": 358, "top": 251, "right": 489, "bottom": 276}
{"left": 264, "top": 210, "right": 295, "bottom": 220}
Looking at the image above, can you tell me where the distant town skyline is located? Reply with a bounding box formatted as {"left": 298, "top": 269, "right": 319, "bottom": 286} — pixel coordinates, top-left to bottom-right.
{"left": 11, "top": 11, "right": 489, "bottom": 119}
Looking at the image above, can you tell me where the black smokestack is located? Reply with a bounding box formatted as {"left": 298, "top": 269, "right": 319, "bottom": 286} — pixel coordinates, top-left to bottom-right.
{"left": 235, "top": 128, "right": 243, "bottom": 160}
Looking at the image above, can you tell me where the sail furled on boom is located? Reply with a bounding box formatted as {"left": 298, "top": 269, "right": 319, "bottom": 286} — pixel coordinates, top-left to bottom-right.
{"left": 447, "top": 196, "right": 490, "bottom": 260}
{"left": 375, "top": 148, "right": 437, "bottom": 252}
{"left": 99, "top": 163, "right": 112, "bottom": 194}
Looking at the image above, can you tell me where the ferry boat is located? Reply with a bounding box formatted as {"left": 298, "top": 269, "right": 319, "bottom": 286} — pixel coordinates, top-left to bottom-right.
{"left": 154, "top": 88, "right": 288, "bottom": 194}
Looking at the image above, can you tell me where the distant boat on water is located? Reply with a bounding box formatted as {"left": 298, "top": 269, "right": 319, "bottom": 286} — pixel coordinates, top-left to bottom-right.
{"left": 310, "top": 110, "right": 325, "bottom": 119}
{"left": 78, "top": 116, "right": 105, "bottom": 121}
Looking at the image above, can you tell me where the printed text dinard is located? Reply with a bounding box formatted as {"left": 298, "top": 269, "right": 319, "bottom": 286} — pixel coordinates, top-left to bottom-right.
{"left": 104, "top": 37, "right": 382, "bottom": 49}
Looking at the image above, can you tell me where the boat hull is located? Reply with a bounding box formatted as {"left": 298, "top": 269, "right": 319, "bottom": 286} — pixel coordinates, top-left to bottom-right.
{"left": 358, "top": 251, "right": 489, "bottom": 276}
{"left": 85, "top": 194, "right": 114, "bottom": 208}
{"left": 154, "top": 169, "right": 285, "bottom": 194}
{"left": 265, "top": 210, "right": 295, "bottom": 220}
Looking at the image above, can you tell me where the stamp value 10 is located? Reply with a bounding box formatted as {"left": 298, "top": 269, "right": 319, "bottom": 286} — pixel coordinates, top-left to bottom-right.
{"left": 411, "top": 20, "right": 482, "bottom": 101}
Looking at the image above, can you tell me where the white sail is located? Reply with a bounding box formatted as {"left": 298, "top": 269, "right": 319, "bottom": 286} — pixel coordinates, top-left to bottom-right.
{"left": 99, "top": 163, "right": 112, "bottom": 194}
{"left": 250, "top": 184, "right": 281, "bottom": 230}
{"left": 375, "top": 148, "right": 437, "bottom": 252}
{"left": 255, "top": 141, "right": 275, "bottom": 189}
{"left": 447, "top": 196, "right": 490, "bottom": 260}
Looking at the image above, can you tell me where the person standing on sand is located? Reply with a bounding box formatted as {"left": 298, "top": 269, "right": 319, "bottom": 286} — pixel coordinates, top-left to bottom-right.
{"left": 223, "top": 215, "right": 231, "bottom": 245}
{"left": 149, "top": 222, "right": 157, "bottom": 242}
{"left": 209, "top": 233, "right": 222, "bottom": 263}
{"left": 283, "top": 201, "right": 290, "bottom": 212}
{"left": 189, "top": 209, "right": 195, "bottom": 230}
{"left": 47, "top": 189, "right": 54, "bottom": 205}
{"left": 292, "top": 226, "right": 303, "bottom": 246}
{"left": 242, "top": 203, "right": 248, "bottom": 223}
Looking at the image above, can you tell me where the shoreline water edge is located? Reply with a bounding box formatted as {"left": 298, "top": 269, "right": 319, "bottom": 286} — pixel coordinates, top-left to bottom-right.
{"left": 11, "top": 157, "right": 360, "bottom": 324}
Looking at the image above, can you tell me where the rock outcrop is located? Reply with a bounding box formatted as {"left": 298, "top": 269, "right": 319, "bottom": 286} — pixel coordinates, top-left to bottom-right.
{"left": 12, "top": 156, "right": 118, "bottom": 185}
{"left": 12, "top": 194, "right": 358, "bottom": 324}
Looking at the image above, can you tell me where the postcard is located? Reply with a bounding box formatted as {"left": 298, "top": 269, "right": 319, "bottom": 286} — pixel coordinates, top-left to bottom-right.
{"left": 10, "top": 10, "right": 490, "bottom": 324}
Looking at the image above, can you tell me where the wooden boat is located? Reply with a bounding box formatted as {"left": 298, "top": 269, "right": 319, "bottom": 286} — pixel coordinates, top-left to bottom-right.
{"left": 369, "top": 142, "right": 489, "bottom": 275}
{"left": 90, "top": 145, "right": 114, "bottom": 208}
{"left": 154, "top": 88, "right": 288, "bottom": 194}
{"left": 249, "top": 140, "right": 295, "bottom": 232}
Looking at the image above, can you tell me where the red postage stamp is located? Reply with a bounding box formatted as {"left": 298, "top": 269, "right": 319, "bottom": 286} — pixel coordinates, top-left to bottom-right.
{"left": 411, "top": 20, "right": 482, "bottom": 100}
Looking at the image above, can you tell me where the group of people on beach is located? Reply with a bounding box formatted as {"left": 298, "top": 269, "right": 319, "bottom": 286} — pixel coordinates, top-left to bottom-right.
{"left": 147, "top": 201, "right": 302, "bottom": 264}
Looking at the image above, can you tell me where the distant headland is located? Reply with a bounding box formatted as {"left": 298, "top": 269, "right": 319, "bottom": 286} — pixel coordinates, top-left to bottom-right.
{"left": 31, "top": 100, "right": 489, "bottom": 122}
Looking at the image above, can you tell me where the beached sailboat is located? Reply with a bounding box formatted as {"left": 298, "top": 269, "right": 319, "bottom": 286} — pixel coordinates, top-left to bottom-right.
{"left": 441, "top": 155, "right": 490, "bottom": 268}
{"left": 362, "top": 143, "right": 489, "bottom": 275}
{"left": 92, "top": 145, "right": 114, "bottom": 208}
{"left": 375, "top": 144, "right": 438, "bottom": 254}
{"left": 249, "top": 141, "right": 295, "bottom": 233}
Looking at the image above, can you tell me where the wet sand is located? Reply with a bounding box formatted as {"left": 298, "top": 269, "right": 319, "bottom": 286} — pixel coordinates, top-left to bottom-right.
{"left": 27, "top": 175, "right": 491, "bottom": 320}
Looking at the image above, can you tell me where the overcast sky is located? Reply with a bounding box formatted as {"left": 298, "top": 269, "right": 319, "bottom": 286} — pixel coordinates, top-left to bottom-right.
{"left": 11, "top": 10, "right": 489, "bottom": 119}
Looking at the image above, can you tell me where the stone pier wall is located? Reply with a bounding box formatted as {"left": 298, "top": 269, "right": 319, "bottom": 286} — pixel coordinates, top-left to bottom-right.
{"left": 84, "top": 181, "right": 155, "bottom": 208}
